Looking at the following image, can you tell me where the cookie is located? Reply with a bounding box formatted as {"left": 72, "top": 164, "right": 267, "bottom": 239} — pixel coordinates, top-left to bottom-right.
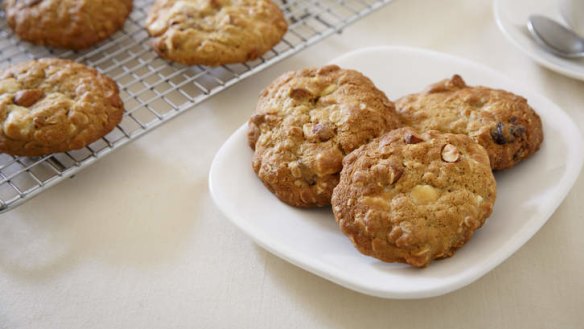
{"left": 248, "top": 65, "right": 403, "bottom": 208}
{"left": 332, "top": 127, "right": 496, "bottom": 267}
{"left": 0, "top": 58, "right": 124, "bottom": 156}
{"left": 4, "top": 0, "right": 133, "bottom": 50}
{"left": 146, "top": 0, "right": 288, "bottom": 66}
{"left": 395, "top": 75, "right": 543, "bottom": 170}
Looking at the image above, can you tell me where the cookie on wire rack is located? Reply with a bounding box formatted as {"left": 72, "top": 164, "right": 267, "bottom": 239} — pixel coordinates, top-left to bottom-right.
{"left": 146, "top": 0, "right": 288, "bottom": 66}
{"left": 4, "top": 0, "right": 133, "bottom": 50}
{"left": 0, "top": 59, "right": 124, "bottom": 156}
{"left": 332, "top": 127, "right": 497, "bottom": 267}
{"left": 248, "top": 65, "right": 403, "bottom": 208}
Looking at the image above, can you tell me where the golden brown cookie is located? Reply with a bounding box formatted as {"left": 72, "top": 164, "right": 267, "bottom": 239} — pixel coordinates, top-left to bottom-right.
{"left": 146, "top": 0, "right": 288, "bottom": 66}
{"left": 332, "top": 127, "right": 496, "bottom": 267}
{"left": 395, "top": 75, "right": 543, "bottom": 170}
{"left": 4, "top": 0, "right": 133, "bottom": 50}
{"left": 0, "top": 58, "right": 124, "bottom": 156}
{"left": 248, "top": 65, "right": 403, "bottom": 208}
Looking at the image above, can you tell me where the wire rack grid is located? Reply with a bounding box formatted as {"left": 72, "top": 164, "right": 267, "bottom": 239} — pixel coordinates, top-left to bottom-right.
{"left": 0, "top": 0, "right": 393, "bottom": 213}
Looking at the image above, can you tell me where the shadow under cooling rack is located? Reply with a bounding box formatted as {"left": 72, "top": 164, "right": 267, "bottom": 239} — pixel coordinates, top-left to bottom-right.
{"left": 0, "top": 0, "right": 393, "bottom": 212}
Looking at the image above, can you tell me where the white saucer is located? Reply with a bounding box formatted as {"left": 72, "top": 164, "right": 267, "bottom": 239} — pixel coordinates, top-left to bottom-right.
{"left": 209, "top": 46, "right": 584, "bottom": 299}
{"left": 494, "top": 0, "right": 584, "bottom": 80}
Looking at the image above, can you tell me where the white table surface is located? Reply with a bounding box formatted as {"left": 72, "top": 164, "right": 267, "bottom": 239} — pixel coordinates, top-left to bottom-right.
{"left": 2, "top": 0, "right": 584, "bottom": 328}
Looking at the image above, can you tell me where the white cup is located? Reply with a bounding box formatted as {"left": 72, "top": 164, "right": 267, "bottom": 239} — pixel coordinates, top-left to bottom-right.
{"left": 560, "top": 0, "right": 584, "bottom": 36}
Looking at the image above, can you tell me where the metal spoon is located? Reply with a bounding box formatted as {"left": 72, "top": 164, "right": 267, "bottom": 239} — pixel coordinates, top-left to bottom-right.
{"left": 527, "top": 15, "right": 584, "bottom": 58}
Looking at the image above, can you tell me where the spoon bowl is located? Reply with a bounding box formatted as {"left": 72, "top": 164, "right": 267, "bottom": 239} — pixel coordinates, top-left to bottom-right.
{"left": 527, "top": 15, "right": 584, "bottom": 58}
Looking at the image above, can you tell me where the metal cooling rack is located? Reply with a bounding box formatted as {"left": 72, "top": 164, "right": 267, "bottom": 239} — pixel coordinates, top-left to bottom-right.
{"left": 0, "top": 0, "right": 392, "bottom": 213}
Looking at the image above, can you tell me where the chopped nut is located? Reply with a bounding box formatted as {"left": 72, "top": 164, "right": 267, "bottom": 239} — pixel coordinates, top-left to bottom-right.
{"left": 14, "top": 89, "right": 44, "bottom": 107}
{"left": 388, "top": 166, "right": 403, "bottom": 184}
{"left": 411, "top": 185, "right": 439, "bottom": 204}
{"left": 463, "top": 216, "right": 480, "bottom": 230}
{"left": 312, "top": 123, "right": 334, "bottom": 141}
{"left": 426, "top": 74, "right": 466, "bottom": 93}
{"left": 289, "top": 88, "right": 313, "bottom": 101}
{"left": 23, "top": 0, "right": 43, "bottom": 6}
{"left": 287, "top": 126, "right": 303, "bottom": 138}
{"left": 314, "top": 147, "right": 343, "bottom": 175}
{"left": 441, "top": 144, "right": 460, "bottom": 163}
{"left": 404, "top": 132, "right": 423, "bottom": 144}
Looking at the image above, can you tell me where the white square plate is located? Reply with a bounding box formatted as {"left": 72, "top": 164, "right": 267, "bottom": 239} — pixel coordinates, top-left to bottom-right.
{"left": 208, "top": 46, "right": 584, "bottom": 299}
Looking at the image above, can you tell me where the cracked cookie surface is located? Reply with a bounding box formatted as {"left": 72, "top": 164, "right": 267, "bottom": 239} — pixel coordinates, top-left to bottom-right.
{"left": 0, "top": 59, "right": 124, "bottom": 156}
{"left": 395, "top": 75, "right": 544, "bottom": 170}
{"left": 146, "top": 0, "right": 288, "bottom": 66}
{"left": 248, "top": 65, "right": 403, "bottom": 208}
{"left": 4, "top": 0, "right": 133, "bottom": 50}
{"left": 332, "top": 127, "right": 496, "bottom": 267}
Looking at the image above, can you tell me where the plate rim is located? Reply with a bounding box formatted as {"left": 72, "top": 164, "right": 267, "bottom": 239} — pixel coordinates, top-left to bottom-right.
{"left": 209, "top": 46, "right": 584, "bottom": 299}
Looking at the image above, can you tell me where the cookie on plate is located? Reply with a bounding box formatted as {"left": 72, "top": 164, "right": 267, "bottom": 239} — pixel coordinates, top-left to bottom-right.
{"left": 0, "top": 58, "right": 124, "bottom": 156}
{"left": 248, "top": 65, "right": 403, "bottom": 208}
{"left": 332, "top": 127, "right": 496, "bottom": 267}
{"left": 395, "top": 75, "right": 543, "bottom": 170}
{"left": 145, "top": 0, "right": 288, "bottom": 66}
{"left": 4, "top": 0, "right": 133, "bottom": 50}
